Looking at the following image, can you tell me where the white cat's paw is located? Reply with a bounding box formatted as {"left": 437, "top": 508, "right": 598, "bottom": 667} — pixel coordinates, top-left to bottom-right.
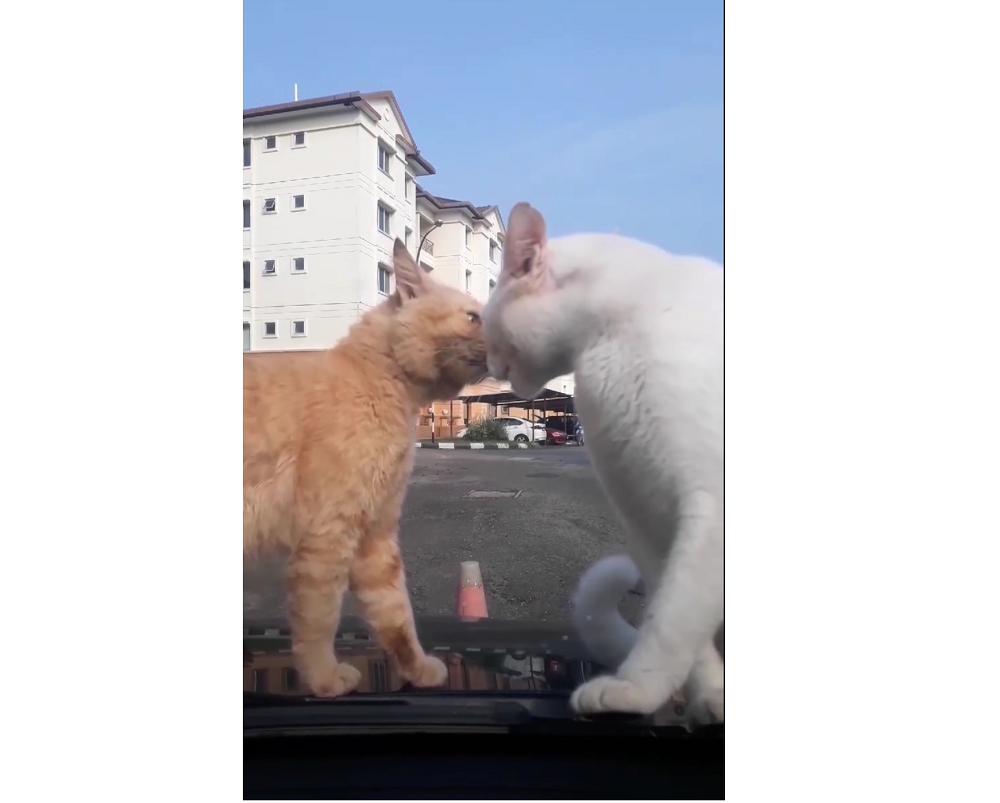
{"left": 685, "top": 687, "right": 724, "bottom": 725}
{"left": 570, "top": 675, "right": 660, "bottom": 716}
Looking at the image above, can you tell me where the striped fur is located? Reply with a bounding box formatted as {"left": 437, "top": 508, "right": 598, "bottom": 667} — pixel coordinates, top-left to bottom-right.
{"left": 244, "top": 239, "right": 488, "bottom": 696}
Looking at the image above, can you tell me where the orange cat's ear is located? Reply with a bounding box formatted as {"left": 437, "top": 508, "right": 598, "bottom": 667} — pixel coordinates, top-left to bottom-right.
{"left": 503, "top": 202, "right": 547, "bottom": 279}
{"left": 392, "top": 238, "right": 427, "bottom": 302}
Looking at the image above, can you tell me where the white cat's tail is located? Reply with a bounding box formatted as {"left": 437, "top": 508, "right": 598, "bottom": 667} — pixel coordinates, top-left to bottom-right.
{"left": 571, "top": 554, "right": 641, "bottom": 669}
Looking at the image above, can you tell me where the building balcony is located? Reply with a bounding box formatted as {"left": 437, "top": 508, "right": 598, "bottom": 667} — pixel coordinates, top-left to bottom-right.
{"left": 416, "top": 238, "right": 435, "bottom": 272}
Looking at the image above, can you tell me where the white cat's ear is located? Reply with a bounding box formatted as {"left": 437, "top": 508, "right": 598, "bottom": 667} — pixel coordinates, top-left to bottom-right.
{"left": 392, "top": 238, "right": 427, "bottom": 302}
{"left": 504, "top": 202, "right": 547, "bottom": 278}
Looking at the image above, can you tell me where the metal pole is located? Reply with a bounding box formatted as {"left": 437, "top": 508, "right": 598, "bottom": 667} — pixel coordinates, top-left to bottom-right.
{"left": 416, "top": 220, "right": 442, "bottom": 265}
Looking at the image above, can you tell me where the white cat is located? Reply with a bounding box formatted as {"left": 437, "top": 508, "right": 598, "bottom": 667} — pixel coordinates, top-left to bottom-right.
{"left": 482, "top": 203, "right": 724, "bottom": 722}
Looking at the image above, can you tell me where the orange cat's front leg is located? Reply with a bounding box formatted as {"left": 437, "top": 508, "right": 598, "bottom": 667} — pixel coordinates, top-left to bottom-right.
{"left": 286, "top": 535, "right": 361, "bottom": 697}
{"left": 350, "top": 532, "right": 447, "bottom": 689}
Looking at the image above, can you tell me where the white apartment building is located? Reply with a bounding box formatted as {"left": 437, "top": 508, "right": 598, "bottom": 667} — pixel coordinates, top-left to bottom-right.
{"left": 243, "top": 90, "right": 435, "bottom": 351}
{"left": 413, "top": 185, "right": 502, "bottom": 299}
{"left": 242, "top": 89, "right": 574, "bottom": 397}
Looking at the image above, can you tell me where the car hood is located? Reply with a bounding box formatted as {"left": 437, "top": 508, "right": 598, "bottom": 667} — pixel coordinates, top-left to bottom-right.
{"left": 244, "top": 615, "right": 687, "bottom": 720}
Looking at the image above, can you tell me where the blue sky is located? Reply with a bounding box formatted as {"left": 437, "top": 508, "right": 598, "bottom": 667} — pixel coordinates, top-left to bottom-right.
{"left": 243, "top": 0, "right": 723, "bottom": 263}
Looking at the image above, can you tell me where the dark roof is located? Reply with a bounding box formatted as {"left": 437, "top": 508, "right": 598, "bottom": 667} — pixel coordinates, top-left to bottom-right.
{"left": 477, "top": 205, "right": 504, "bottom": 231}
{"left": 360, "top": 91, "right": 416, "bottom": 151}
{"left": 391, "top": 132, "right": 435, "bottom": 175}
{"left": 416, "top": 185, "right": 504, "bottom": 232}
{"left": 243, "top": 91, "right": 365, "bottom": 119}
{"left": 457, "top": 388, "right": 574, "bottom": 413}
{"left": 243, "top": 90, "right": 435, "bottom": 175}
{"left": 430, "top": 194, "right": 465, "bottom": 206}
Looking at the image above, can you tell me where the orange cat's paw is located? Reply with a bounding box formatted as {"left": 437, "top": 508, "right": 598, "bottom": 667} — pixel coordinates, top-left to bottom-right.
{"left": 304, "top": 661, "right": 362, "bottom": 697}
{"left": 402, "top": 655, "right": 448, "bottom": 688}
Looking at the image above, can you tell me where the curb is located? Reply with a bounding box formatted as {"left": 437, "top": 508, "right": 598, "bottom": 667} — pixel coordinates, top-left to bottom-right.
{"left": 415, "top": 441, "right": 538, "bottom": 449}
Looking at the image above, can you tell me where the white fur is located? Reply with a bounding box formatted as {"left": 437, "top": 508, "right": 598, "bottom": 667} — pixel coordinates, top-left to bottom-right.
{"left": 483, "top": 221, "right": 724, "bottom": 723}
{"left": 571, "top": 554, "right": 641, "bottom": 669}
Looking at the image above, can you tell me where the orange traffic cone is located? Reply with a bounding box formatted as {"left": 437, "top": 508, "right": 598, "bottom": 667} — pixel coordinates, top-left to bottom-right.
{"left": 457, "top": 560, "right": 489, "bottom": 620}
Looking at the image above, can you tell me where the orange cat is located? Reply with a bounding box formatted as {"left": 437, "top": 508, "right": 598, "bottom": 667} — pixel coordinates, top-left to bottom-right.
{"left": 244, "top": 239, "right": 488, "bottom": 697}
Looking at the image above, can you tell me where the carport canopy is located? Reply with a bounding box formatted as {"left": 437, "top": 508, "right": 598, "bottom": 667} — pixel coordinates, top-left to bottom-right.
{"left": 457, "top": 388, "right": 575, "bottom": 415}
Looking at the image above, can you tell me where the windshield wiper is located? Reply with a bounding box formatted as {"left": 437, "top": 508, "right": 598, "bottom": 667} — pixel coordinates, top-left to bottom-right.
{"left": 243, "top": 692, "right": 722, "bottom": 737}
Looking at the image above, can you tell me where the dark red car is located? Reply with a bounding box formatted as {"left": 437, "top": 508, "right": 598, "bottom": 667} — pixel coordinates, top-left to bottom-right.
{"left": 545, "top": 427, "right": 568, "bottom": 445}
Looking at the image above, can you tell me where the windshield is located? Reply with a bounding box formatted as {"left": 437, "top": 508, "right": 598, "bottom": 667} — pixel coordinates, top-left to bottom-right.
{"left": 243, "top": 1, "right": 723, "bottom": 724}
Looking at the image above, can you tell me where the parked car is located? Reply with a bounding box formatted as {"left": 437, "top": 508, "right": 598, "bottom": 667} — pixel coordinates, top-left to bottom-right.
{"left": 495, "top": 417, "right": 547, "bottom": 443}
{"left": 457, "top": 417, "right": 546, "bottom": 443}
{"left": 543, "top": 416, "right": 582, "bottom": 443}
{"left": 546, "top": 427, "right": 568, "bottom": 445}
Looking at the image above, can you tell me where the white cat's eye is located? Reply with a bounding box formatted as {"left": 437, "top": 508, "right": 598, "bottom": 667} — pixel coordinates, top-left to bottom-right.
{"left": 466, "top": 312, "right": 481, "bottom": 324}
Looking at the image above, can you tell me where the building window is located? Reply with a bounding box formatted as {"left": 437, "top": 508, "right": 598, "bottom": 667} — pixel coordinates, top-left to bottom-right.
{"left": 262, "top": 198, "right": 277, "bottom": 214}
{"left": 465, "top": 226, "right": 472, "bottom": 247}
{"left": 377, "top": 264, "right": 392, "bottom": 295}
{"left": 263, "top": 259, "right": 276, "bottom": 275}
{"left": 377, "top": 143, "right": 392, "bottom": 175}
{"left": 465, "top": 269, "right": 472, "bottom": 292}
{"left": 243, "top": 261, "right": 250, "bottom": 289}
{"left": 489, "top": 279, "right": 496, "bottom": 296}
{"left": 377, "top": 204, "right": 391, "bottom": 235}
{"left": 282, "top": 667, "right": 300, "bottom": 691}
{"left": 404, "top": 227, "right": 412, "bottom": 248}
{"left": 292, "top": 257, "right": 305, "bottom": 273}
{"left": 293, "top": 131, "right": 306, "bottom": 147}
{"left": 243, "top": 138, "right": 250, "bottom": 167}
{"left": 264, "top": 135, "right": 276, "bottom": 151}
{"left": 243, "top": 323, "right": 250, "bottom": 352}
{"left": 243, "top": 200, "right": 250, "bottom": 229}
{"left": 263, "top": 321, "right": 277, "bottom": 338}
{"left": 292, "top": 194, "right": 305, "bottom": 211}
{"left": 291, "top": 320, "right": 306, "bottom": 337}
{"left": 489, "top": 240, "right": 498, "bottom": 262}
{"left": 404, "top": 175, "right": 412, "bottom": 199}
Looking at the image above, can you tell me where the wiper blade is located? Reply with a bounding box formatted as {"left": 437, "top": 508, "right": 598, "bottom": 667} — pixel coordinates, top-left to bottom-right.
{"left": 243, "top": 692, "right": 721, "bottom": 737}
{"left": 246, "top": 691, "right": 579, "bottom": 724}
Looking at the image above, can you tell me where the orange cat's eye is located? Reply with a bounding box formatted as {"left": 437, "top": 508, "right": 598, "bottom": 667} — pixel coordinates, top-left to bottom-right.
{"left": 466, "top": 312, "right": 481, "bottom": 324}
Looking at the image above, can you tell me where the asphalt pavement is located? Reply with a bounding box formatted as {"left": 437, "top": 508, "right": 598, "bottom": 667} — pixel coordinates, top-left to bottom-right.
{"left": 243, "top": 446, "right": 647, "bottom": 626}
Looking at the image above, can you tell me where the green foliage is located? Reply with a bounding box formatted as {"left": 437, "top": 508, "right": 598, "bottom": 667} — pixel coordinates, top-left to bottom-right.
{"left": 462, "top": 417, "right": 510, "bottom": 442}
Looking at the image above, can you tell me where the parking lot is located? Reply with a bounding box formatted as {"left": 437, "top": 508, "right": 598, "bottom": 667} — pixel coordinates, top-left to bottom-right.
{"left": 243, "top": 446, "right": 646, "bottom": 625}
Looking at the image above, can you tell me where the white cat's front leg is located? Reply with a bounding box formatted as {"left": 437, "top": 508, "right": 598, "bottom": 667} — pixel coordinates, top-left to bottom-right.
{"left": 570, "top": 674, "right": 660, "bottom": 715}
{"left": 683, "top": 640, "right": 724, "bottom": 724}
{"left": 570, "top": 600, "right": 722, "bottom": 717}
{"left": 571, "top": 493, "right": 723, "bottom": 717}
